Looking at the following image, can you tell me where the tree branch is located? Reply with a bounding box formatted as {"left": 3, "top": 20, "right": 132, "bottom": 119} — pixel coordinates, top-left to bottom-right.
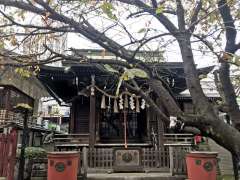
{"left": 176, "top": 0, "right": 185, "bottom": 31}
{"left": 189, "top": 0, "right": 202, "bottom": 33}
{"left": 117, "top": 0, "right": 179, "bottom": 35}
{"left": 218, "top": 0, "right": 240, "bottom": 127}
{"left": 192, "top": 34, "right": 220, "bottom": 58}
{"left": 151, "top": 0, "right": 158, "bottom": 8}
{"left": 218, "top": 0, "right": 237, "bottom": 50}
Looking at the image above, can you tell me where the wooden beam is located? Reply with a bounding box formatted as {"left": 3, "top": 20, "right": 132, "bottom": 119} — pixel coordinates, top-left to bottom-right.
{"left": 89, "top": 75, "right": 96, "bottom": 167}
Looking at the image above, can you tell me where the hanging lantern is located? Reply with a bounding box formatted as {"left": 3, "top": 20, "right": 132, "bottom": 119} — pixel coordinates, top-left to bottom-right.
{"left": 130, "top": 95, "right": 135, "bottom": 110}
{"left": 101, "top": 95, "right": 106, "bottom": 109}
{"left": 124, "top": 94, "right": 129, "bottom": 108}
{"left": 136, "top": 97, "right": 140, "bottom": 113}
{"left": 141, "top": 98, "right": 146, "bottom": 109}
{"left": 113, "top": 98, "right": 119, "bottom": 113}
{"left": 119, "top": 95, "right": 124, "bottom": 110}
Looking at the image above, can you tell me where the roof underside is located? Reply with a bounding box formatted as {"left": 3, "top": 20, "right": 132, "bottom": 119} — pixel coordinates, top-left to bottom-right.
{"left": 38, "top": 62, "right": 213, "bottom": 103}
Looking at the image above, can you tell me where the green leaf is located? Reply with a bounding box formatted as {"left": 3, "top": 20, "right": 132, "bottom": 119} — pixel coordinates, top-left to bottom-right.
{"left": 14, "top": 103, "right": 32, "bottom": 110}
{"left": 0, "top": 41, "right": 4, "bottom": 49}
{"left": 100, "top": 2, "right": 117, "bottom": 20}
{"left": 115, "top": 68, "right": 148, "bottom": 96}
{"left": 232, "top": 55, "right": 240, "bottom": 66}
{"left": 116, "top": 76, "right": 123, "bottom": 96}
{"left": 128, "top": 68, "right": 148, "bottom": 78}
{"left": 123, "top": 69, "right": 135, "bottom": 80}
{"left": 104, "top": 64, "right": 119, "bottom": 73}
{"left": 137, "top": 28, "right": 146, "bottom": 33}
{"left": 156, "top": 5, "right": 164, "bottom": 15}
{"left": 23, "top": 147, "right": 47, "bottom": 159}
{"left": 14, "top": 67, "right": 31, "bottom": 78}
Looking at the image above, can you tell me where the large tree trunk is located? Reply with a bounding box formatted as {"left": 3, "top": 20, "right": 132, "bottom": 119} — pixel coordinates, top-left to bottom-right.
{"left": 176, "top": 34, "right": 240, "bottom": 180}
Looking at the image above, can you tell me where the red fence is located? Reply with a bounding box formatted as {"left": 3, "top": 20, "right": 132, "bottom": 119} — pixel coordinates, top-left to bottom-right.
{"left": 0, "top": 129, "right": 18, "bottom": 180}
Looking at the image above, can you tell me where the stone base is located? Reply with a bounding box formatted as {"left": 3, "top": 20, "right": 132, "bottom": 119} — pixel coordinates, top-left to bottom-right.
{"left": 86, "top": 173, "right": 186, "bottom": 180}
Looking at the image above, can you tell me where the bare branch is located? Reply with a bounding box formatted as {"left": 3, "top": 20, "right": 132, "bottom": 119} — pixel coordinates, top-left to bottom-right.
{"left": 218, "top": 0, "right": 237, "bottom": 50}
{"left": 176, "top": 0, "right": 185, "bottom": 31}
{"left": 117, "top": 0, "right": 179, "bottom": 35}
{"left": 189, "top": 0, "right": 202, "bottom": 33}
{"left": 131, "top": 33, "right": 171, "bottom": 59}
{"left": 192, "top": 34, "right": 220, "bottom": 58}
{"left": 45, "top": 45, "right": 132, "bottom": 68}
{"left": 151, "top": 0, "right": 158, "bottom": 8}
{"left": 0, "top": 10, "right": 74, "bottom": 33}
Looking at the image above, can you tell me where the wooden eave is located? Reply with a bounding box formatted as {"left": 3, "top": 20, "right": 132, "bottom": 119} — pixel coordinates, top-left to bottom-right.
{"left": 38, "top": 63, "right": 214, "bottom": 103}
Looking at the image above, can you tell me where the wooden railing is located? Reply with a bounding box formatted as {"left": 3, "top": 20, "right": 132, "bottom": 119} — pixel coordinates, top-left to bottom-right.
{"left": 77, "top": 146, "right": 191, "bottom": 174}
{"left": 163, "top": 133, "right": 194, "bottom": 146}
{"left": 0, "top": 110, "right": 46, "bottom": 130}
{"left": 52, "top": 133, "right": 194, "bottom": 174}
{"left": 88, "top": 148, "right": 113, "bottom": 170}
{"left": 54, "top": 134, "right": 90, "bottom": 149}
{"left": 142, "top": 147, "right": 169, "bottom": 171}
{"left": 163, "top": 134, "right": 194, "bottom": 175}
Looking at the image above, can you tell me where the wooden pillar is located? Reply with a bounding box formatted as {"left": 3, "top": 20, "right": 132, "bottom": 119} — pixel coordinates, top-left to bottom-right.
{"left": 169, "top": 146, "right": 174, "bottom": 175}
{"left": 82, "top": 146, "right": 88, "bottom": 179}
{"left": 89, "top": 75, "right": 96, "bottom": 167}
{"left": 157, "top": 98, "right": 165, "bottom": 145}
{"left": 31, "top": 131, "right": 35, "bottom": 146}
{"left": 69, "top": 104, "right": 75, "bottom": 133}
{"left": 18, "top": 110, "right": 30, "bottom": 180}
{"left": 5, "top": 88, "right": 11, "bottom": 121}
{"left": 146, "top": 107, "right": 151, "bottom": 141}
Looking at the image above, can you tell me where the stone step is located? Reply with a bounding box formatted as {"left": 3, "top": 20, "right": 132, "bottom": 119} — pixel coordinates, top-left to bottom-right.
{"left": 86, "top": 173, "right": 185, "bottom": 180}
{"left": 31, "top": 174, "right": 185, "bottom": 180}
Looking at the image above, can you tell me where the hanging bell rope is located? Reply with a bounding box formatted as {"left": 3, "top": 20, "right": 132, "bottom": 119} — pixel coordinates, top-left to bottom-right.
{"left": 88, "top": 85, "right": 143, "bottom": 99}
{"left": 87, "top": 84, "right": 151, "bottom": 112}
{"left": 107, "top": 96, "right": 111, "bottom": 110}
{"left": 124, "top": 94, "right": 129, "bottom": 109}
{"left": 136, "top": 97, "right": 140, "bottom": 113}
{"left": 124, "top": 110, "right": 128, "bottom": 148}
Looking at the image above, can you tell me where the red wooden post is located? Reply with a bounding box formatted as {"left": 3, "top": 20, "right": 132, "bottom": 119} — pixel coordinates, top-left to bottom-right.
{"left": 7, "top": 129, "right": 18, "bottom": 180}
{"left": 2, "top": 133, "right": 9, "bottom": 177}
{"left": 0, "top": 129, "right": 18, "bottom": 179}
{"left": 0, "top": 133, "right": 3, "bottom": 176}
